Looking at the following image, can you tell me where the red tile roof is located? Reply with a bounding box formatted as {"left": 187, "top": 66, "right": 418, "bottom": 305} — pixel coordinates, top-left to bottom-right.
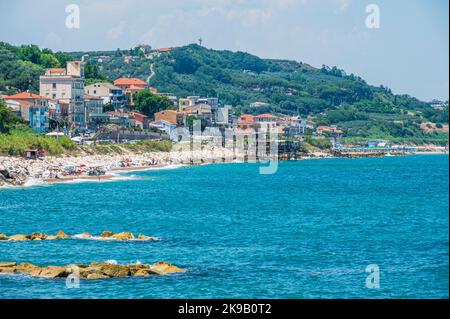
{"left": 114, "top": 78, "right": 147, "bottom": 86}
{"left": 6, "top": 92, "right": 50, "bottom": 100}
{"left": 254, "top": 113, "right": 277, "bottom": 119}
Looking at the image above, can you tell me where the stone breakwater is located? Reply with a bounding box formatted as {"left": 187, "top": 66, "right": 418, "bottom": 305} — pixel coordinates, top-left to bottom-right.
{"left": 0, "top": 230, "right": 158, "bottom": 241}
{"left": 0, "top": 261, "right": 185, "bottom": 280}
{"left": 0, "top": 147, "right": 239, "bottom": 186}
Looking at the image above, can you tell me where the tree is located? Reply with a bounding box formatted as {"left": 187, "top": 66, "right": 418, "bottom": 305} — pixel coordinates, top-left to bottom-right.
{"left": 0, "top": 100, "right": 20, "bottom": 133}
{"left": 133, "top": 91, "right": 175, "bottom": 118}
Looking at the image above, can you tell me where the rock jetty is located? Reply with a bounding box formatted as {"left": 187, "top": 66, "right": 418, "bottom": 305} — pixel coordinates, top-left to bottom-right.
{"left": 0, "top": 261, "right": 185, "bottom": 279}
{"left": 0, "top": 230, "right": 158, "bottom": 241}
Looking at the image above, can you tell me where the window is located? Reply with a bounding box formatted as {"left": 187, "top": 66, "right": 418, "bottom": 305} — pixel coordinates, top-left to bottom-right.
{"left": 52, "top": 83, "right": 56, "bottom": 89}
{"left": 52, "top": 94, "right": 56, "bottom": 99}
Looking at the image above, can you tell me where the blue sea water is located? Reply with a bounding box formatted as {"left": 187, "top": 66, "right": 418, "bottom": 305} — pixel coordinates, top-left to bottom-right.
{"left": 0, "top": 155, "right": 448, "bottom": 299}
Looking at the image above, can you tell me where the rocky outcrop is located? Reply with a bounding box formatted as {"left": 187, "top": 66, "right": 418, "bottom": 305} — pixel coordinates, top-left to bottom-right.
{"left": 111, "top": 232, "right": 135, "bottom": 241}
{"left": 56, "top": 230, "right": 70, "bottom": 239}
{"left": 0, "top": 169, "right": 28, "bottom": 186}
{"left": 1, "top": 230, "right": 157, "bottom": 241}
{"left": 0, "top": 261, "right": 185, "bottom": 280}
{"left": 9, "top": 234, "right": 30, "bottom": 241}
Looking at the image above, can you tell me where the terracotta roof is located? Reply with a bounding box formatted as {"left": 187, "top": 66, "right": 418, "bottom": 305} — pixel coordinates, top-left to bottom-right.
{"left": 6, "top": 92, "right": 50, "bottom": 100}
{"left": 238, "top": 114, "right": 256, "bottom": 125}
{"left": 114, "top": 78, "right": 147, "bottom": 86}
{"left": 47, "top": 68, "right": 66, "bottom": 73}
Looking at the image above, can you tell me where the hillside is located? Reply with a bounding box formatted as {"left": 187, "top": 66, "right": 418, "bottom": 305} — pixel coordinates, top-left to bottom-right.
{"left": 1, "top": 42, "right": 448, "bottom": 144}
{"left": 70, "top": 44, "right": 449, "bottom": 144}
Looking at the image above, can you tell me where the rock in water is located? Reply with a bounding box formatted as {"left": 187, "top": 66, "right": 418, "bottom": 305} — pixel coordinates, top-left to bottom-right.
{"left": 133, "top": 269, "right": 156, "bottom": 277}
{"left": 0, "top": 233, "right": 8, "bottom": 241}
{"left": 80, "top": 232, "right": 92, "bottom": 238}
{"left": 98, "top": 265, "right": 130, "bottom": 277}
{"left": 0, "top": 262, "right": 17, "bottom": 267}
{"left": 9, "top": 234, "right": 30, "bottom": 241}
{"left": 149, "top": 261, "right": 186, "bottom": 275}
{"left": 86, "top": 272, "right": 110, "bottom": 280}
{"left": 36, "top": 266, "right": 68, "bottom": 279}
{"left": 111, "top": 232, "right": 135, "bottom": 241}
{"left": 56, "top": 230, "right": 70, "bottom": 239}
{"left": 30, "top": 232, "right": 47, "bottom": 240}
{"left": 137, "top": 234, "right": 158, "bottom": 241}
{"left": 100, "top": 231, "right": 114, "bottom": 238}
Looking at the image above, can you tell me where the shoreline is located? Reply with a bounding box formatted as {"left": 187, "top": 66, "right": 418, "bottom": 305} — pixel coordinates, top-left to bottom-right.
{"left": 1, "top": 150, "right": 448, "bottom": 188}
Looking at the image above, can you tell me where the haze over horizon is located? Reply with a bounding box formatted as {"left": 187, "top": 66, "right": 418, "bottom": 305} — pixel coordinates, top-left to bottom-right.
{"left": 0, "top": 0, "right": 448, "bottom": 102}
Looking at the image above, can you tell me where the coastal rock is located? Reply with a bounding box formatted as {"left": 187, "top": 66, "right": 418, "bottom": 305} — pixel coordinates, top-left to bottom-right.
{"left": 137, "top": 234, "right": 157, "bottom": 241}
{"left": 111, "top": 232, "right": 135, "bottom": 241}
{"left": 15, "top": 262, "right": 41, "bottom": 274}
{"left": 86, "top": 272, "right": 110, "bottom": 280}
{"left": 56, "top": 230, "right": 70, "bottom": 239}
{"left": 30, "top": 232, "right": 47, "bottom": 240}
{"left": 99, "top": 265, "right": 130, "bottom": 277}
{"left": 149, "top": 261, "right": 186, "bottom": 275}
{"left": 9, "top": 234, "right": 30, "bottom": 241}
{"left": 79, "top": 232, "right": 92, "bottom": 238}
{"left": 0, "top": 267, "right": 16, "bottom": 274}
{"left": 35, "top": 266, "right": 68, "bottom": 279}
{"left": 0, "top": 262, "right": 17, "bottom": 267}
{"left": 100, "top": 231, "right": 114, "bottom": 238}
{"left": 133, "top": 268, "right": 157, "bottom": 277}
{"left": 46, "top": 235, "right": 58, "bottom": 240}
{"left": 0, "top": 233, "right": 8, "bottom": 240}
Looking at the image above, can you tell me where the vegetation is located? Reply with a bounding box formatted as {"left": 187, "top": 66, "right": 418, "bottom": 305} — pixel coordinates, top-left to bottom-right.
{"left": 133, "top": 90, "right": 175, "bottom": 118}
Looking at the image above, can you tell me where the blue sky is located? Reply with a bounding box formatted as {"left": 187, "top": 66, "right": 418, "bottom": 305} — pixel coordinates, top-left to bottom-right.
{"left": 0, "top": 0, "right": 448, "bottom": 101}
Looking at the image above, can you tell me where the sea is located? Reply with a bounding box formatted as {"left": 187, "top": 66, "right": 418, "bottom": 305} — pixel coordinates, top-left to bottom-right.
{"left": 0, "top": 155, "right": 448, "bottom": 298}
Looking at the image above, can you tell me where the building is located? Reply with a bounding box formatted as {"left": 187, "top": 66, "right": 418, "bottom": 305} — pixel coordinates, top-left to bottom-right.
{"left": 29, "top": 106, "right": 49, "bottom": 132}
{"left": 316, "top": 126, "right": 343, "bottom": 137}
{"left": 129, "top": 111, "right": 149, "bottom": 129}
{"left": 178, "top": 98, "right": 190, "bottom": 112}
{"left": 154, "top": 109, "right": 184, "bottom": 126}
{"left": 39, "top": 61, "right": 85, "bottom": 128}
{"left": 84, "top": 95, "right": 106, "bottom": 129}
{"left": 2, "top": 93, "right": 50, "bottom": 128}
{"left": 113, "top": 78, "right": 148, "bottom": 106}
{"left": 85, "top": 82, "right": 124, "bottom": 108}
{"left": 238, "top": 114, "right": 256, "bottom": 129}
{"left": 151, "top": 120, "right": 177, "bottom": 136}
{"left": 216, "top": 105, "right": 232, "bottom": 124}
{"left": 250, "top": 101, "right": 271, "bottom": 108}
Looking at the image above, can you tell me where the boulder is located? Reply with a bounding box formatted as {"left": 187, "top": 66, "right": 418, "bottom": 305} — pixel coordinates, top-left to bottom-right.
{"left": 9, "top": 234, "right": 30, "bottom": 241}
{"left": 30, "top": 232, "right": 47, "bottom": 240}
{"left": 80, "top": 232, "right": 92, "bottom": 238}
{"left": 56, "top": 230, "right": 70, "bottom": 239}
{"left": 99, "top": 265, "right": 130, "bottom": 277}
{"left": 137, "top": 234, "right": 158, "bottom": 241}
{"left": 0, "top": 262, "right": 17, "bottom": 267}
{"left": 36, "top": 266, "right": 68, "bottom": 279}
{"left": 0, "top": 233, "right": 8, "bottom": 241}
{"left": 111, "top": 232, "right": 135, "bottom": 241}
{"left": 0, "top": 267, "right": 16, "bottom": 274}
{"left": 87, "top": 272, "right": 110, "bottom": 280}
{"left": 149, "top": 261, "right": 186, "bottom": 275}
{"left": 133, "top": 269, "right": 156, "bottom": 277}
{"left": 15, "top": 262, "right": 41, "bottom": 274}
{"left": 46, "top": 235, "right": 58, "bottom": 240}
{"left": 100, "top": 231, "right": 114, "bottom": 238}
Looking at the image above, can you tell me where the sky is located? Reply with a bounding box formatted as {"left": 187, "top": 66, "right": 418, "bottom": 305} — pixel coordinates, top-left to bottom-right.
{"left": 0, "top": 0, "right": 448, "bottom": 101}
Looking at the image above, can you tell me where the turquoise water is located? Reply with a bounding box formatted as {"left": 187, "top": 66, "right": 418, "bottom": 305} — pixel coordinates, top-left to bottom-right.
{"left": 0, "top": 155, "right": 448, "bottom": 299}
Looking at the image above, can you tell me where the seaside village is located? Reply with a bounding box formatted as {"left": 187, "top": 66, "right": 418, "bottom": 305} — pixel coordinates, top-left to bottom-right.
{"left": 1, "top": 58, "right": 317, "bottom": 145}
{"left": 0, "top": 55, "right": 435, "bottom": 186}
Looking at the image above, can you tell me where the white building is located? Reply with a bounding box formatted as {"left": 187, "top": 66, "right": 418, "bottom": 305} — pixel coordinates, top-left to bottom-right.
{"left": 39, "top": 61, "right": 85, "bottom": 128}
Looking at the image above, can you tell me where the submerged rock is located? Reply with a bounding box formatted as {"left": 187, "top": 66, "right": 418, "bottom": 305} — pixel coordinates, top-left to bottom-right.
{"left": 149, "top": 261, "right": 186, "bottom": 275}
{"left": 137, "top": 234, "right": 158, "bottom": 241}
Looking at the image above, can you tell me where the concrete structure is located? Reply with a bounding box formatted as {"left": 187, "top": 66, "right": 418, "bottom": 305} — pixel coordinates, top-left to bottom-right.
{"left": 130, "top": 112, "right": 149, "bottom": 129}
{"left": 29, "top": 106, "right": 49, "bottom": 132}
{"left": 85, "top": 82, "right": 124, "bottom": 107}
{"left": 39, "top": 61, "right": 85, "bottom": 128}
